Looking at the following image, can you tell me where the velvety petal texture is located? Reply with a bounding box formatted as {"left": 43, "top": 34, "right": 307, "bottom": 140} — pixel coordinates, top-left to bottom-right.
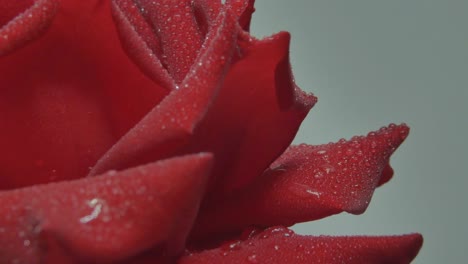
{"left": 0, "top": 0, "right": 167, "bottom": 190}
{"left": 0, "top": 0, "right": 58, "bottom": 56}
{"left": 95, "top": 1, "right": 316, "bottom": 197}
{"left": 0, "top": 0, "right": 422, "bottom": 262}
{"left": 182, "top": 227, "right": 423, "bottom": 264}
{"left": 191, "top": 124, "right": 409, "bottom": 239}
{"left": 0, "top": 154, "right": 212, "bottom": 263}
{"left": 189, "top": 32, "right": 316, "bottom": 195}
{"left": 89, "top": 4, "right": 239, "bottom": 177}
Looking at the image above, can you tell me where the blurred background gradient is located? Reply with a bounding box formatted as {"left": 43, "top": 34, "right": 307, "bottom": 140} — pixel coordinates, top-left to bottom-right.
{"left": 251, "top": 1, "right": 467, "bottom": 263}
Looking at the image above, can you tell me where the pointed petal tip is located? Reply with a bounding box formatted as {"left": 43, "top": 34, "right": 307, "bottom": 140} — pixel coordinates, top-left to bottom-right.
{"left": 372, "top": 233, "right": 423, "bottom": 263}
{"left": 370, "top": 122, "right": 410, "bottom": 187}
{"left": 294, "top": 87, "right": 317, "bottom": 111}
{"left": 379, "top": 122, "right": 410, "bottom": 146}
{"left": 408, "top": 233, "right": 424, "bottom": 258}
{"left": 192, "top": 123, "right": 413, "bottom": 237}
{"left": 404, "top": 232, "right": 424, "bottom": 247}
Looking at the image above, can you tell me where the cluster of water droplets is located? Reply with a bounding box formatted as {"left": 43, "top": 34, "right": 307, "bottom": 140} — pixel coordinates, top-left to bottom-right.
{"left": 213, "top": 225, "right": 383, "bottom": 263}
{"left": 0, "top": 193, "right": 44, "bottom": 264}
{"left": 132, "top": 0, "right": 208, "bottom": 84}
{"left": 269, "top": 123, "right": 408, "bottom": 213}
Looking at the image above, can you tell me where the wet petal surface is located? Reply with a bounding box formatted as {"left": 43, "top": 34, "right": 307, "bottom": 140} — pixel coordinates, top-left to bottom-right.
{"left": 0, "top": 0, "right": 167, "bottom": 190}
{"left": 192, "top": 124, "right": 409, "bottom": 238}
{"left": 89, "top": 6, "right": 239, "bottom": 177}
{"left": 182, "top": 227, "right": 422, "bottom": 264}
{"left": 0, "top": 154, "right": 212, "bottom": 263}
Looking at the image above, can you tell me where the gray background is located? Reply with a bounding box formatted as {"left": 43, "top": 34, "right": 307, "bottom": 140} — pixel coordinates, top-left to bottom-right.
{"left": 251, "top": 1, "right": 467, "bottom": 263}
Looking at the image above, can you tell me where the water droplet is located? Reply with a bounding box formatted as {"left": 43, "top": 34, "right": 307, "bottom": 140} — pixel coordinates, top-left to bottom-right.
{"left": 247, "top": 254, "right": 258, "bottom": 263}
{"left": 345, "top": 148, "right": 354, "bottom": 156}
{"left": 79, "top": 198, "right": 107, "bottom": 224}
{"left": 265, "top": 226, "right": 288, "bottom": 234}
{"left": 229, "top": 241, "right": 241, "bottom": 250}
{"left": 290, "top": 183, "right": 321, "bottom": 198}
{"left": 314, "top": 171, "right": 324, "bottom": 178}
{"left": 399, "top": 130, "right": 408, "bottom": 140}
{"left": 240, "top": 226, "right": 261, "bottom": 240}
{"left": 23, "top": 240, "right": 31, "bottom": 247}
{"left": 220, "top": 240, "right": 242, "bottom": 252}
{"left": 270, "top": 165, "right": 287, "bottom": 172}
{"left": 320, "top": 164, "right": 336, "bottom": 174}
{"left": 316, "top": 150, "right": 327, "bottom": 155}
{"left": 306, "top": 189, "right": 321, "bottom": 198}
{"left": 379, "top": 126, "right": 388, "bottom": 132}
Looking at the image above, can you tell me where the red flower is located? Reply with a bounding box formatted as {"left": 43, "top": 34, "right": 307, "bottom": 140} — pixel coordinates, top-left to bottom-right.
{"left": 0, "top": 0, "right": 422, "bottom": 263}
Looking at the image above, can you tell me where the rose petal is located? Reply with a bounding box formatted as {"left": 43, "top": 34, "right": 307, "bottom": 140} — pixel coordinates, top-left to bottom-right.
{"left": 192, "top": 0, "right": 222, "bottom": 32}
{"left": 93, "top": 4, "right": 315, "bottom": 196}
{"left": 111, "top": 0, "right": 176, "bottom": 90}
{"left": 264, "top": 123, "right": 410, "bottom": 215}
{"left": 0, "top": 0, "right": 58, "bottom": 56}
{"left": 181, "top": 227, "right": 423, "bottom": 264}
{"left": 0, "top": 0, "right": 167, "bottom": 189}
{"left": 0, "top": 0, "right": 34, "bottom": 25}
{"left": 89, "top": 6, "right": 239, "bottom": 176}
{"left": 192, "top": 124, "right": 409, "bottom": 239}
{"left": 379, "top": 163, "right": 395, "bottom": 186}
{"left": 0, "top": 153, "right": 213, "bottom": 263}
{"left": 190, "top": 32, "right": 316, "bottom": 196}
{"left": 226, "top": 0, "right": 255, "bottom": 31}
{"left": 112, "top": 0, "right": 235, "bottom": 89}
{"left": 135, "top": 0, "right": 204, "bottom": 84}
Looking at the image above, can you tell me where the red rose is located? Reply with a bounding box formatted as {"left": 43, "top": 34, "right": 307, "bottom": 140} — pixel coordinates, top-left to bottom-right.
{"left": 0, "top": 0, "right": 422, "bottom": 263}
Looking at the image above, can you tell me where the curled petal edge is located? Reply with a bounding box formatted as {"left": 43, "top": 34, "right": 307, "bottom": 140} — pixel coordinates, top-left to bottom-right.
{"left": 89, "top": 7, "right": 239, "bottom": 176}
{"left": 0, "top": 0, "right": 58, "bottom": 56}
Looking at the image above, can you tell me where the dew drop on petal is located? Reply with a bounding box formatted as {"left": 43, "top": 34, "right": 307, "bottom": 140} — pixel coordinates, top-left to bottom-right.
{"left": 316, "top": 149, "right": 327, "bottom": 155}
{"left": 247, "top": 254, "right": 258, "bottom": 263}
{"left": 23, "top": 239, "right": 31, "bottom": 247}
{"left": 289, "top": 183, "right": 322, "bottom": 198}
{"left": 320, "top": 164, "right": 336, "bottom": 174}
{"left": 79, "top": 198, "right": 107, "bottom": 224}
